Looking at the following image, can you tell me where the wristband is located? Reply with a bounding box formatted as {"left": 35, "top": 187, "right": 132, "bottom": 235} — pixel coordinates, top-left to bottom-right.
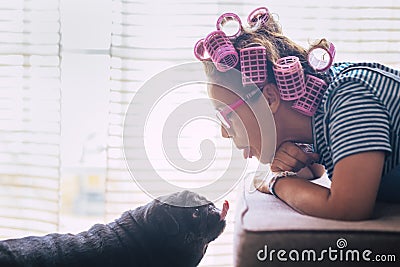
{"left": 268, "top": 171, "right": 297, "bottom": 199}
{"left": 294, "top": 142, "right": 315, "bottom": 153}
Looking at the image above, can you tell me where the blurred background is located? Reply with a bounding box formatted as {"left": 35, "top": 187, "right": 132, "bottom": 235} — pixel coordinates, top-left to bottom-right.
{"left": 0, "top": 0, "right": 399, "bottom": 266}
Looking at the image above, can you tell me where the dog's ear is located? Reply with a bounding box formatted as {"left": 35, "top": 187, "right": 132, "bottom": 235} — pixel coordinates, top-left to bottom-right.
{"left": 145, "top": 201, "right": 179, "bottom": 235}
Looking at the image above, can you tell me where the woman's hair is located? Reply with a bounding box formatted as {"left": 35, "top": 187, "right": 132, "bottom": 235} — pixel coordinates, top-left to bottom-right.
{"left": 204, "top": 13, "right": 329, "bottom": 89}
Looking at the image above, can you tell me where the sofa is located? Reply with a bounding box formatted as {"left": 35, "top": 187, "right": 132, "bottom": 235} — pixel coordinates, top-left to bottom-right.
{"left": 234, "top": 174, "right": 400, "bottom": 266}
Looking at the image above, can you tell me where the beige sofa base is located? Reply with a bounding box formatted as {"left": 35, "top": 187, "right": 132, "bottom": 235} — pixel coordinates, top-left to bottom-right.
{"left": 234, "top": 175, "right": 400, "bottom": 267}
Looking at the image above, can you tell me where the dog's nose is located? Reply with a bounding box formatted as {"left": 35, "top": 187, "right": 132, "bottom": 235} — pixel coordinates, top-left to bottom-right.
{"left": 208, "top": 204, "right": 221, "bottom": 214}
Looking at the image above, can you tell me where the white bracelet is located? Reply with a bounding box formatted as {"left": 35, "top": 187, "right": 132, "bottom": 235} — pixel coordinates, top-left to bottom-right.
{"left": 268, "top": 171, "right": 297, "bottom": 199}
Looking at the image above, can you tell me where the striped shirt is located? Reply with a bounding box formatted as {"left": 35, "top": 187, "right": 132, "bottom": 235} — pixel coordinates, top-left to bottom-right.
{"left": 312, "top": 62, "right": 400, "bottom": 179}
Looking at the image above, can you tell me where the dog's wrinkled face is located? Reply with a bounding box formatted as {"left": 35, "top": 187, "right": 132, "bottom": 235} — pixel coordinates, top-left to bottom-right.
{"left": 144, "top": 190, "right": 228, "bottom": 266}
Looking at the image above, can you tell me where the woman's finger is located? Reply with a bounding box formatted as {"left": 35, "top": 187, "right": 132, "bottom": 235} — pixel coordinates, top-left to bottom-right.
{"left": 272, "top": 142, "right": 320, "bottom": 172}
{"left": 272, "top": 153, "right": 305, "bottom": 172}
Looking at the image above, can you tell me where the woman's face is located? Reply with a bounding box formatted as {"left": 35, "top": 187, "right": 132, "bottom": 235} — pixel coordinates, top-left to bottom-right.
{"left": 208, "top": 84, "right": 276, "bottom": 164}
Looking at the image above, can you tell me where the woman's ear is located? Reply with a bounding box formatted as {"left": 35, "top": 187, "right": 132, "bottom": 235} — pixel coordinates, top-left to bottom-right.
{"left": 261, "top": 84, "right": 281, "bottom": 113}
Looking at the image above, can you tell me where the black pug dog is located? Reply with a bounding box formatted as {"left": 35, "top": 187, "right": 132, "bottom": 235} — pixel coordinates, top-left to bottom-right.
{"left": 0, "top": 190, "right": 229, "bottom": 267}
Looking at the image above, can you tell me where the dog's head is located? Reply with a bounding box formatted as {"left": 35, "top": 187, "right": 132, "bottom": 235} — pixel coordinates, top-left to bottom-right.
{"left": 142, "top": 190, "right": 228, "bottom": 266}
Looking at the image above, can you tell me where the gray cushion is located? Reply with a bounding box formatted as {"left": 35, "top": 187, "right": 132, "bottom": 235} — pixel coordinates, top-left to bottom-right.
{"left": 234, "top": 175, "right": 400, "bottom": 266}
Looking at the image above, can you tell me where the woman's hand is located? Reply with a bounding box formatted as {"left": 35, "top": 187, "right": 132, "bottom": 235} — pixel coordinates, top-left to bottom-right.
{"left": 271, "top": 142, "right": 320, "bottom": 173}
{"left": 256, "top": 142, "right": 321, "bottom": 194}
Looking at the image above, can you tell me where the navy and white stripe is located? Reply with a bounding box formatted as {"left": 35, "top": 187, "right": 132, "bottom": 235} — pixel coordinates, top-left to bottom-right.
{"left": 313, "top": 62, "right": 400, "bottom": 179}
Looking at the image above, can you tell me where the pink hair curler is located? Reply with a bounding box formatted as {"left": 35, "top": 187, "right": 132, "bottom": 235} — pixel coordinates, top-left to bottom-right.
{"left": 194, "top": 38, "right": 210, "bottom": 61}
{"left": 240, "top": 46, "right": 268, "bottom": 87}
{"left": 273, "top": 56, "right": 306, "bottom": 100}
{"left": 204, "top": 30, "right": 239, "bottom": 72}
{"left": 216, "top": 13, "right": 243, "bottom": 39}
{"left": 307, "top": 41, "right": 336, "bottom": 72}
{"left": 247, "top": 7, "right": 270, "bottom": 28}
{"left": 292, "top": 75, "right": 328, "bottom": 116}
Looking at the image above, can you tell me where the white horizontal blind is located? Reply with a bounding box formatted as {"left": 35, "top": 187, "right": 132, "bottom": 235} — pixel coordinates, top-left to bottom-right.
{"left": 256, "top": 0, "right": 400, "bottom": 68}
{"left": 109, "top": 1, "right": 240, "bottom": 266}
{"left": 0, "top": 0, "right": 61, "bottom": 239}
{"left": 108, "top": 1, "right": 399, "bottom": 267}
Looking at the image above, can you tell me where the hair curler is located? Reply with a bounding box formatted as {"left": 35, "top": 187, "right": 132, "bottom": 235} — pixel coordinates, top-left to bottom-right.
{"left": 204, "top": 30, "right": 239, "bottom": 72}
{"left": 247, "top": 7, "right": 270, "bottom": 28}
{"left": 307, "top": 41, "right": 336, "bottom": 72}
{"left": 194, "top": 38, "right": 210, "bottom": 61}
{"left": 273, "top": 56, "right": 306, "bottom": 100}
{"left": 216, "top": 13, "right": 243, "bottom": 39}
{"left": 240, "top": 46, "right": 268, "bottom": 87}
{"left": 292, "top": 75, "right": 327, "bottom": 116}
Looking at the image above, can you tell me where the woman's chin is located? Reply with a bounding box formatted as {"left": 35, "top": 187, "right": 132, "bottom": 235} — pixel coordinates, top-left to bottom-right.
{"left": 245, "top": 148, "right": 272, "bottom": 164}
{"left": 253, "top": 152, "right": 263, "bottom": 163}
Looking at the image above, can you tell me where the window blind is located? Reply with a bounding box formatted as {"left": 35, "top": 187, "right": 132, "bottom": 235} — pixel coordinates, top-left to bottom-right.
{"left": 0, "top": 0, "right": 61, "bottom": 239}
{"left": 108, "top": 0, "right": 399, "bottom": 266}
{"left": 109, "top": 1, "right": 240, "bottom": 266}
{"left": 264, "top": 0, "right": 400, "bottom": 68}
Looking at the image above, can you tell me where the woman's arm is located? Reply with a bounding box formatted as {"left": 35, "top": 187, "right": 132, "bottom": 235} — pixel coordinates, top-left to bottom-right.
{"left": 260, "top": 151, "right": 385, "bottom": 221}
{"left": 295, "top": 164, "right": 325, "bottom": 179}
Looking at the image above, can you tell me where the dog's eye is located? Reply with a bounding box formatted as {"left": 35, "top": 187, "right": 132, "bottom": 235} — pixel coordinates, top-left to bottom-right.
{"left": 193, "top": 208, "right": 200, "bottom": 218}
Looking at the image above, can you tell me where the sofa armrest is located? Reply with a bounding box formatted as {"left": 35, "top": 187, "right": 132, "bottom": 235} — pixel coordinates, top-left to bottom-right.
{"left": 234, "top": 175, "right": 400, "bottom": 266}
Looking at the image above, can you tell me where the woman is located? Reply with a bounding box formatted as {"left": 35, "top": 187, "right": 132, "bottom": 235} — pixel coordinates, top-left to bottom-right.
{"left": 197, "top": 7, "right": 400, "bottom": 221}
